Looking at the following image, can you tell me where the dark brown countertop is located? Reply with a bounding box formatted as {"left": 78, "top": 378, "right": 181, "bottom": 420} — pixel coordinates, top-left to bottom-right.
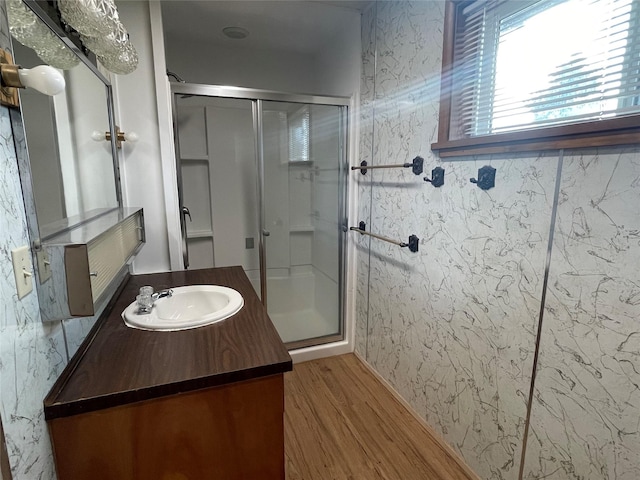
{"left": 44, "top": 266, "right": 292, "bottom": 420}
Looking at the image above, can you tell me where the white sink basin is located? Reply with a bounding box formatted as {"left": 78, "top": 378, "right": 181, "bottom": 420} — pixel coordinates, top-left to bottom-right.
{"left": 122, "top": 285, "right": 244, "bottom": 331}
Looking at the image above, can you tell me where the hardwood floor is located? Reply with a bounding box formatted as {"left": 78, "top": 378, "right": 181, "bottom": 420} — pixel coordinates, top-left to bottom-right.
{"left": 284, "top": 354, "right": 477, "bottom": 480}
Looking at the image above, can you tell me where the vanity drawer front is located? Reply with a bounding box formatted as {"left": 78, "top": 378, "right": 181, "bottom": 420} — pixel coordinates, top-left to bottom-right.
{"left": 48, "top": 374, "right": 285, "bottom": 480}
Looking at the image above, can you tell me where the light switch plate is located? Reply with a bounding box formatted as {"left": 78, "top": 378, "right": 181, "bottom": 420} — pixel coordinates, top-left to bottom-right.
{"left": 36, "top": 249, "right": 52, "bottom": 283}
{"left": 11, "top": 245, "right": 33, "bottom": 299}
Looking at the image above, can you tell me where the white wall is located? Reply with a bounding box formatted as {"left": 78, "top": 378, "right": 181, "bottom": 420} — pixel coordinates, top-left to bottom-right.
{"left": 114, "top": 0, "right": 174, "bottom": 274}
{"left": 162, "top": 4, "right": 360, "bottom": 98}
{"left": 165, "top": 39, "right": 320, "bottom": 93}
{"left": 314, "top": 10, "right": 362, "bottom": 98}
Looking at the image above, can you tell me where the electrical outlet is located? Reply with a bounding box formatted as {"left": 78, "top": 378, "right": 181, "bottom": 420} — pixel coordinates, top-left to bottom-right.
{"left": 11, "top": 245, "right": 33, "bottom": 299}
{"left": 36, "top": 249, "right": 52, "bottom": 283}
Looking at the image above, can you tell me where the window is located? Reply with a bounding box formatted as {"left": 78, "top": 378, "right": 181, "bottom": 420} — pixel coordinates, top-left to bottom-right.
{"left": 288, "top": 106, "right": 310, "bottom": 162}
{"left": 433, "top": 0, "right": 640, "bottom": 156}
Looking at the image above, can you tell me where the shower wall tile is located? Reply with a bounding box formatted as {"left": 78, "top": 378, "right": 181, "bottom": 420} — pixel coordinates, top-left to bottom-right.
{"left": 362, "top": 3, "right": 640, "bottom": 480}
{"left": 366, "top": 153, "right": 557, "bottom": 480}
{"left": 373, "top": 0, "right": 444, "bottom": 132}
{"left": 362, "top": 2, "right": 556, "bottom": 479}
{"left": 523, "top": 149, "right": 640, "bottom": 480}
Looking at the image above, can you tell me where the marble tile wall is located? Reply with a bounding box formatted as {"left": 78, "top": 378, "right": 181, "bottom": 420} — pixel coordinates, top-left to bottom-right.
{"left": 523, "top": 149, "right": 640, "bottom": 480}
{"left": 366, "top": 154, "right": 558, "bottom": 480}
{"left": 359, "top": 2, "right": 640, "bottom": 480}
{"left": 0, "top": 57, "right": 65, "bottom": 480}
{"left": 0, "top": 4, "right": 101, "bottom": 479}
{"left": 359, "top": 3, "right": 552, "bottom": 479}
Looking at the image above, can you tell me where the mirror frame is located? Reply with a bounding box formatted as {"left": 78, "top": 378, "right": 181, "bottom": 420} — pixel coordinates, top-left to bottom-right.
{"left": 11, "top": 0, "right": 122, "bottom": 244}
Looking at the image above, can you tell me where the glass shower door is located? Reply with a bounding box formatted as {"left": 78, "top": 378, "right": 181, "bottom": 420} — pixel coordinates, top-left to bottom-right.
{"left": 172, "top": 83, "right": 348, "bottom": 349}
{"left": 173, "top": 94, "right": 261, "bottom": 290}
{"left": 260, "top": 100, "right": 346, "bottom": 346}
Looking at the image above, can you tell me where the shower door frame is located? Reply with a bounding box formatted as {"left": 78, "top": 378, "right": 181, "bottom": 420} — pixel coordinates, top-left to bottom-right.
{"left": 170, "top": 83, "right": 350, "bottom": 349}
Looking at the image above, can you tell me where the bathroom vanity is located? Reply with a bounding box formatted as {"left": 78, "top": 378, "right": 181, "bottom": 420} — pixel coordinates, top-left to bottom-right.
{"left": 44, "top": 266, "right": 292, "bottom": 480}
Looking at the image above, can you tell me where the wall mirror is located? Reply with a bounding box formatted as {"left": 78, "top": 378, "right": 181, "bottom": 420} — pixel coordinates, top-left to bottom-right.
{"left": 9, "top": 0, "right": 120, "bottom": 241}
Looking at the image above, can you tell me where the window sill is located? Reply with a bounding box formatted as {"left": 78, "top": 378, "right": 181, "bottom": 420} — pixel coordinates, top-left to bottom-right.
{"left": 432, "top": 117, "right": 640, "bottom": 157}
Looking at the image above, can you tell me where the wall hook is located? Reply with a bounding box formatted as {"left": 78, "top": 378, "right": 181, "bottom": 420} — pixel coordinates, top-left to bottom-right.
{"left": 470, "top": 165, "right": 496, "bottom": 190}
{"left": 424, "top": 166, "right": 445, "bottom": 187}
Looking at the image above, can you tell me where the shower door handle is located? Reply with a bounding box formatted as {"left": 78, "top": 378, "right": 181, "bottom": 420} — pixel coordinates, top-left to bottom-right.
{"left": 179, "top": 206, "right": 192, "bottom": 269}
{"left": 262, "top": 229, "right": 270, "bottom": 237}
{"left": 182, "top": 206, "right": 192, "bottom": 222}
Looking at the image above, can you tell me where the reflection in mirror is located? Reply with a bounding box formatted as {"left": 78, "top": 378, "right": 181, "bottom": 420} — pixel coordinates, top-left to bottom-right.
{"left": 9, "top": 12, "right": 119, "bottom": 239}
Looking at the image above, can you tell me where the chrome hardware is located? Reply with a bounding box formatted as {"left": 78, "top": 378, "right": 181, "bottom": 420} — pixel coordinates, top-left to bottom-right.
{"left": 182, "top": 206, "right": 192, "bottom": 222}
{"left": 152, "top": 289, "right": 173, "bottom": 301}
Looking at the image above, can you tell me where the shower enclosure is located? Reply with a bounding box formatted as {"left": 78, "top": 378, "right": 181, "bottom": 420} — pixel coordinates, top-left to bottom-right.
{"left": 171, "top": 84, "right": 348, "bottom": 349}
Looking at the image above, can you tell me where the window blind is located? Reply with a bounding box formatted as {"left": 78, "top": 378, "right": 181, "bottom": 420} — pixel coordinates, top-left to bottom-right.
{"left": 452, "top": 0, "right": 640, "bottom": 138}
{"left": 288, "top": 106, "right": 310, "bottom": 162}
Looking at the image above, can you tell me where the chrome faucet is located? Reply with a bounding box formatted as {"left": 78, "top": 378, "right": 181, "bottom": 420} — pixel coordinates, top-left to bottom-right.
{"left": 137, "top": 288, "right": 173, "bottom": 315}
{"left": 152, "top": 289, "right": 173, "bottom": 301}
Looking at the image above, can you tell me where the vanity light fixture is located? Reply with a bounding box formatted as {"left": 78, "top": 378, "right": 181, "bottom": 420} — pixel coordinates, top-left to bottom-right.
{"left": 0, "top": 48, "right": 65, "bottom": 108}
{"left": 92, "top": 126, "right": 139, "bottom": 148}
{"left": 7, "top": 0, "right": 80, "bottom": 70}
{"left": 58, "top": 0, "right": 139, "bottom": 75}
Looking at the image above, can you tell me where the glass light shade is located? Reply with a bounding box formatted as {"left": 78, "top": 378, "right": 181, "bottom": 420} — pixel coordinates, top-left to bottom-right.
{"left": 58, "top": 0, "right": 119, "bottom": 37}
{"left": 79, "top": 20, "right": 128, "bottom": 58}
{"left": 13, "top": 0, "right": 138, "bottom": 76}
{"left": 97, "top": 41, "right": 138, "bottom": 75}
{"left": 37, "top": 43, "right": 81, "bottom": 70}
{"left": 6, "top": 0, "right": 36, "bottom": 28}
{"left": 80, "top": 18, "right": 138, "bottom": 75}
{"left": 8, "top": 0, "right": 79, "bottom": 70}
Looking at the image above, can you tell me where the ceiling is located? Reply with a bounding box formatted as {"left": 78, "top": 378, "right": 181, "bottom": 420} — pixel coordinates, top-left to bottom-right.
{"left": 160, "top": 1, "right": 371, "bottom": 55}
